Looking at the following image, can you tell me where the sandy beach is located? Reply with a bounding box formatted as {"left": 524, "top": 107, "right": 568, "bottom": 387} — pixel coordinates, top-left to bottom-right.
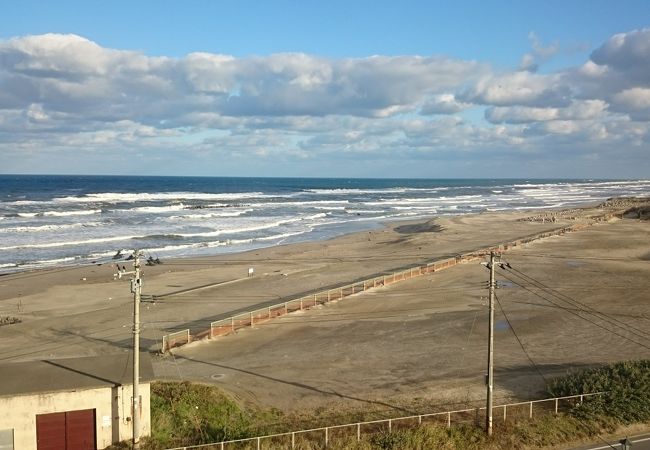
{"left": 1, "top": 199, "right": 649, "bottom": 417}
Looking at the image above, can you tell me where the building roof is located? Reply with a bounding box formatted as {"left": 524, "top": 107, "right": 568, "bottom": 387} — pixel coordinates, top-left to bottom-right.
{"left": 0, "top": 352, "right": 154, "bottom": 397}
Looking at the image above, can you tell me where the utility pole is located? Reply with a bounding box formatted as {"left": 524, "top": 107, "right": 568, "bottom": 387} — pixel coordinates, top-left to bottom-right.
{"left": 486, "top": 251, "right": 499, "bottom": 437}
{"left": 115, "top": 250, "right": 142, "bottom": 450}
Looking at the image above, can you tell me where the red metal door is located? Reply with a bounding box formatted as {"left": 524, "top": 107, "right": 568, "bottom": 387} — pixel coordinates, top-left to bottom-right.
{"left": 36, "top": 409, "right": 96, "bottom": 450}
{"left": 36, "top": 412, "right": 66, "bottom": 450}
{"left": 65, "top": 409, "right": 95, "bottom": 450}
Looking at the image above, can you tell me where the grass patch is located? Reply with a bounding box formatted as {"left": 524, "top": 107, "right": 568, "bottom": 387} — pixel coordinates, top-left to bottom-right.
{"left": 143, "top": 381, "right": 259, "bottom": 448}
{"left": 111, "top": 360, "right": 650, "bottom": 449}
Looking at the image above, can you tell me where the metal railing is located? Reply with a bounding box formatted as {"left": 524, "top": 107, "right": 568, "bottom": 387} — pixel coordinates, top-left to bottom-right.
{"left": 161, "top": 223, "right": 587, "bottom": 352}
{"left": 164, "top": 392, "right": 603, "bottom": 450}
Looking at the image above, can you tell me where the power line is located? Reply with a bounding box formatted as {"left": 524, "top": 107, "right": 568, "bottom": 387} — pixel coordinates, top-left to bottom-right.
{"left": 494, "top": 293, "right": 546, "bottom": 383}
{"left": 501, "top": 264, "right": 650, "bottom": 342}
{"left": 494, "top": 270, "right": 650, "bottom": 351}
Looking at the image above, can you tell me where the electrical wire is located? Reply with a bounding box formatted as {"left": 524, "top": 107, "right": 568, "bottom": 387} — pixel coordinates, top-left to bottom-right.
{"left": 494, "top": 293, "right": 546, "bottom": 383}
{"left": 493, "top": 269, "right": 650, "bottom": 351}
{"left": 501, "top": 264, "right": 650, "bottom": 342}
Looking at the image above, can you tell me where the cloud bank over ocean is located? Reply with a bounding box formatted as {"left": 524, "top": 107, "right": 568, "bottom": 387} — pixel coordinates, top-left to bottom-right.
{"left": 0, "top": 29, "right": 649, "bottom": 177}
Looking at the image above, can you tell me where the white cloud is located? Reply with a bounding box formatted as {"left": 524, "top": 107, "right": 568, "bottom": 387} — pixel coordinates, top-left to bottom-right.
{"left": 0, "top": 31, "right": 648, "bottom": 176}
{"left": 421, "top": 94, "right": 472, "bottom": 114}
{"left": 519, "top": 31, "right": 560, "bottom": 72}
{"left": 486, "top": 100, "right": 607, "bottom": 124}
{"left": 613, "top": 87, "right": 650, "bottom": 110}
{"left": 591, "top": 28, "right": 650, "bottom": 78}
{"left": 459, "top": 71, "right": 569, "bottom": 107}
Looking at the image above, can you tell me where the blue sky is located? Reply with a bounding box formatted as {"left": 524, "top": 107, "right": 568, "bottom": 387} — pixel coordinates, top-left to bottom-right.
{"left": 1, "top": 1, "right": 649, "bottom": 178}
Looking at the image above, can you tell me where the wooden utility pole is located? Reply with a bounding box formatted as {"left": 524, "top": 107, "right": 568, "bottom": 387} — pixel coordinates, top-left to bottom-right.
{"left": 486, "top": 251, "right": 498, "bottom": 437}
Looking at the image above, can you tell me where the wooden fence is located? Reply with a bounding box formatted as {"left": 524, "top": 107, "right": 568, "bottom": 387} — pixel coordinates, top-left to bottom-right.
{"left": 160, "top": 223, "right": 588, "bottom": 352}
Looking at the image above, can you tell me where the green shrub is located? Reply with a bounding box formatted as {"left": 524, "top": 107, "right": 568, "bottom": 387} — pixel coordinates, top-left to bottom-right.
{"left": 547, "top": 360, "right": 650, "bottom": 424}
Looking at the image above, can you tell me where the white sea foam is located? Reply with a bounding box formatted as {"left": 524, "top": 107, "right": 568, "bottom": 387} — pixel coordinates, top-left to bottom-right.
{"left": 53, "top": 191, "right": 267, "bottom": 203}
{"left": 170, "top": 213, "right": 327, "bottom": 238}
{"left": 14, "top": 210, "right": 100, "bottom": 218}
{"left": 0, "top": 222, "right": 100, "bottom": 233}
{"left": 15, "top": 256, "right": 81, "bottom": 270}
{"left": 303, "top": 187, "right": 447, "bottom": 195}
{"left": 167, "top": 209, "right": 253, "bottom": 220}
{"left": 43, "top": 209, "right": 101, "bottom": 217}
{"left": 132, "top": 204, "right": 187, "bottom": 213}
{"left": 0, "top": 234, "right": 140, "bottom": 250}
{"left": 345, "top": 209, "right": 386, "bottom": 214}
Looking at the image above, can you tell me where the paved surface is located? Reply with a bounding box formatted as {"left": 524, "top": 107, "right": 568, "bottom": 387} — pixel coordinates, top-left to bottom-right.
{"left": 572, "top": 432, "right": 650, "bottom": 449}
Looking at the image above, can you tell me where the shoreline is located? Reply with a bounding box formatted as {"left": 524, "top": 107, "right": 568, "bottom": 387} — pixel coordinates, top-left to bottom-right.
{"left": 0, "top": 185, "right": 644, "bottom": 276}
{"left": 1, "top": 195, "right": 645, "bottom": 285}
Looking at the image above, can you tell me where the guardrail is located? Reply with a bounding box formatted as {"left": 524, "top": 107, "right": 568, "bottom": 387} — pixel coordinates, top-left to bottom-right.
{"left": 160, "top": 223, "right": 589, "bottom": 352}
{"left": 164, "top": 392, "right": 603, "bottom": 449}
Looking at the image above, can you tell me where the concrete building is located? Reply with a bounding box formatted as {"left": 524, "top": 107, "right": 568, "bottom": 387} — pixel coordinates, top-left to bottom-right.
{"left": 0, "top": 353, "right": 154, "bottom": 450}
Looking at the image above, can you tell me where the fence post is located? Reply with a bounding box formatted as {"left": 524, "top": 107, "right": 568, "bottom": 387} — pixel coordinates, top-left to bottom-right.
{"left": 250, "top": 312, "right": 254, "bottom": 328}
{"left": 284, "top": 302, "right": 288, "bottom": 315}
{"left": 352, "top": 284, "right": 355, "bottom": 294}
{"left": 257, "top": 436, "right": 261, "bottom": 450}
{"left": 340, "top": 287, "right": 343, "bottom": 298}
{"left": 314, "top": 294, "right": 317, "bottom": 306}
{"left": 300, "top": 298, "right": 303, "bottom": 310}
{"left": 503, "top": 405, "right": 506, "bottom": 422}
{"left": 325, "top": 427, "right": 329, "bottom": 448}
{"left": 221, "top": 442, "right": 224, "bottom": 450}
{"left": 292, "top": 432, "right": 295, "bottom": 449}
{"left": 389, "top": 419, "right": 392, "bottom": 433}
{"left": 555, "top": 398, "right": 558, "bottom": 415}
{"left": 447, "top": 412, "right": 451, "bottom": 428}
{"left": 418, "top": 415, "right": 422, "bottom": 425}
{"left": 357, "top": 423, "right": 361, "bottom": 441}
{"left": 231, "top": 317, "right": 235, "bottom": 333}
{"left": 529, "top": 401, "right": 533, "bottom": 419}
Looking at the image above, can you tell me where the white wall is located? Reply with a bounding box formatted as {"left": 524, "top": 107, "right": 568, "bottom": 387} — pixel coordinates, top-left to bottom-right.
{"left": 0, "top": 383, "right": 150, "bottom": 450}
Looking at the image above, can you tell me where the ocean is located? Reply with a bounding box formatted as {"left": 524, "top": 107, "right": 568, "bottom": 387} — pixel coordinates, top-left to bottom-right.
{"left": 1, "top": 175, "right": 649, "bottom": 274}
